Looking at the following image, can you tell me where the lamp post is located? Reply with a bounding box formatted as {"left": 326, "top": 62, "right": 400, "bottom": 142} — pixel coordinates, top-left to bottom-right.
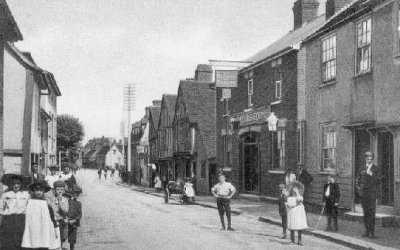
{"left": 123, "top": 84, "right": 135, "bottom": 183}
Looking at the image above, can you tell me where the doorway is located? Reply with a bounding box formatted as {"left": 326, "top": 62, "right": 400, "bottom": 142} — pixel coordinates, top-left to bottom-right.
{"left": 354, "top": 129, "right": 371, "bottom": 203}
{"left": 241, "top": 132, "right": 259, "bottom": 193}
{"left": 377, "top": 131, "right": 394, "bottom": 206}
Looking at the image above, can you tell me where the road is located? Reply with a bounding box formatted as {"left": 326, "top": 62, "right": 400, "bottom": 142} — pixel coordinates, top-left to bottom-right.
{"left": 75, "top": 169, "right": 352, "bottom": 250}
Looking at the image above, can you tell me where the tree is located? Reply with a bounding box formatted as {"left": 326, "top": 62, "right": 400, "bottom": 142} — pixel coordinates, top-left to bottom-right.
{"left": 57, "top": 114, "right": 84, "bottom": 153}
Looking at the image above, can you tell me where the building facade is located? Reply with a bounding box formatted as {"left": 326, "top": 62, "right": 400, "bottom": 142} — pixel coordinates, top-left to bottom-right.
{"left": 148, "top": 100, "right": 161, "bottom": 186}
{"left": 156, "top": 94, "right": 177, "bottom": 181}
{"left": 300, "top": 0, "right": 400, "bottom": 214}
{"left": 173, "top": 64, "right": 216, "bottom": 194}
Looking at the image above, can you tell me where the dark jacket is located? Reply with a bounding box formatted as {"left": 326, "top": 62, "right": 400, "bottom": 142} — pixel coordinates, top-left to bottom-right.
{"left": 323, "top": 183, "right": 340, "bottom": 205}
{"left": 67, "top": 199, "right": 82, "bottom": 227}
{"left": 298, "top": 169, "right": 313, "bottom": 186}
{"left": 356, "top": 164, "right": 381, "bottom": 199}
{"left": 278, "top": 193, "right": 287, "bottom": 216}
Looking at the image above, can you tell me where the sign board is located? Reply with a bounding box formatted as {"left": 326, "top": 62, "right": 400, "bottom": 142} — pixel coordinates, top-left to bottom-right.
{"left": 215, "top": 70, "right": 238, "bottom": 88}
{"left": 231, "top": 108, "right": 270, "bottom": 127}
{"left": 221, "top": 88, "right": 231, "bottom": 99}
{"left": 3, "top": 156, "right": 22, "bottom": 174}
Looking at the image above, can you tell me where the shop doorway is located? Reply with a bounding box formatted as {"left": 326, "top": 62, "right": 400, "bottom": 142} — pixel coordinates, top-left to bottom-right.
{"left": 377, "top": 131, "right": 394, "bottom": 206}
{"left": 354, "top": 129, "right": 370, "bottom": 203}
{"left": 241, "top": 132, "right": 259, "bottom": 193}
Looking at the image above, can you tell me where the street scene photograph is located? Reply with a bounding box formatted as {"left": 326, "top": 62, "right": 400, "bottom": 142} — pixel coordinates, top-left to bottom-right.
{"left": 1, "top": 0, "right": 400, "bottom": 249}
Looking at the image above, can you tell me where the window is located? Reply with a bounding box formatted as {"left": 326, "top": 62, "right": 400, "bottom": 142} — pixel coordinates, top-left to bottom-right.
{"left": 271, "top": 129, "right": 285, "bottom": 169}
{"left": 321, "top": 124, "right": 336, "bottom": 170}
{"left": 224, "top": 99, "right": 230, "bottom": 115}
{"left": 322, "top": 34, "right": 336, "bottom": 82}
{"left": 356, "top": 17, "right": 372, "bottom": 74}
{"left": 247, "top": 79, "right": 253, "bottom": 107}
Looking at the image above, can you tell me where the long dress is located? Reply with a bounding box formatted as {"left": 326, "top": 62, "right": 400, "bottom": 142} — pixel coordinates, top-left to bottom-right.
{"left": 0, "top": 190, "right": 29, "bottom": 250}
{"left": 21, "top": 198, "right": 57, "bottom": 249}
{"left": 287, "top": 195, "right": 308, "bottom": 230}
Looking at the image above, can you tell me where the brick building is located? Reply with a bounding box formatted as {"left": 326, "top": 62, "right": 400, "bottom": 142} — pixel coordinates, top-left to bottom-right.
{"left": 156, "top": 94, "right": 177, "bottom": 181}
{"left": 300, "top": 0, "right": 400, "bottom": 215}
{"left": 226, "top": 0, "right": 324, "bottom": 197}
{"left": 173, "top": 64, "right": 216, "bottom": 194}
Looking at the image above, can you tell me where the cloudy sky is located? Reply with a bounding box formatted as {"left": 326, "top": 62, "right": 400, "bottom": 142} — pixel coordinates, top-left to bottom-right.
{"left": 8, "top": 0, "right": 326, "bottom": 141}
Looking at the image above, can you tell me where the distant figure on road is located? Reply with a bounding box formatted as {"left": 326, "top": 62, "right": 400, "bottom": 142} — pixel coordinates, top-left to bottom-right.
{"left": 211, "top": 173, "right": 236, "bottom": 231}
{"left": 356, "top": 151, "right": 381, "bottom": 238}
{"left": 105, "top": 145, "right": 123, "bottom": 179}
{"left": 154, "top": 175, "right": 162, "bottom": 192}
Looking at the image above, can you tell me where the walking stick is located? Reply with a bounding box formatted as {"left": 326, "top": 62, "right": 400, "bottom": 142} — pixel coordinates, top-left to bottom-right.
{"left": 314, "top": 204, "right": 326, "bottom": 230}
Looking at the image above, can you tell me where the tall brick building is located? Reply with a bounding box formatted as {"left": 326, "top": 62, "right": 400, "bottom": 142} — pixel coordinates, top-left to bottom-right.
{"left": 173, "top": 64, "right": 216, "bottom": 194}
{"left": 226, "top": 0, "right": 324, "bottom": 197}
{"left": 300, "top": 0, "right": 400, "bottom": 215}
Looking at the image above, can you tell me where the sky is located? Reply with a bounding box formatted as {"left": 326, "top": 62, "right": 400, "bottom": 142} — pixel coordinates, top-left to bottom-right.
{"left": 7, "top": 0, "right": 326, "bottom": 142}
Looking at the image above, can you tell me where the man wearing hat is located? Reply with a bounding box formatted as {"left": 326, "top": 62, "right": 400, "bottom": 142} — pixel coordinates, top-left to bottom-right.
{"left": 211, "top": 173, "right": 236, "bottom": 231}
{"left": 66, "top": 185, "right": 82, "bottom": 250}
{"left": 0, "top": 174, "right": 30, "bottom": 250}
{"left": 356, "top": 151, "right": 381, "bottom": 238}
{"left": 322, "top": 170, "right": 340, "bottom": 231}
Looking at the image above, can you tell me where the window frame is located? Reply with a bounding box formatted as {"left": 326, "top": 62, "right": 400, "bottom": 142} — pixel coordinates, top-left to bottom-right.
{"left": 271, "top": 128, "right": 286, "bottom": 169}
{"left": 321, "top": 33, "right": 337, "bottom": 82}
{"left": 320, "top": 122, "right": 337, "bottom": 171}
{"left": 247, "top": 79, "right": 254, "bottom": 107}
{"left": 355, "top": 16, "right": 372, "bottom": 75}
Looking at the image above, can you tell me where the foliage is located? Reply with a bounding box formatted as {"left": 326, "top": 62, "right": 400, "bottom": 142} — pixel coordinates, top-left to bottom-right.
{"left": 57, "top": 114, "right": 84, "bottom": 152}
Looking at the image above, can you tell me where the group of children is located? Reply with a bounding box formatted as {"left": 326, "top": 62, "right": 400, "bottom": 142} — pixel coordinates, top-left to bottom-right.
{"left": 0, "top": 167, "right": 82, "bottom": 250}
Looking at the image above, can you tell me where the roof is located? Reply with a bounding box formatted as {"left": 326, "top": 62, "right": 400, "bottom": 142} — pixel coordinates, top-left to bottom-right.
{"left": 244, "top": 14, "right": 326, "bottom": 68}
{"left": 0, "top": 0, "right": 23, "bottom": 41}
{"left": 196, "top": 64, "right": 213, "bottom": 72}
{"left": 177, "top": 80, "right": 216, "bottom": 159}
{"left": 305, "top": 0, "right": 374, "bottom": 42}
{"left": 158, "top": 94, "right": 177, "bottom": 128}
{"left": 149, "top": 106, "right": 161, "bottom": 131}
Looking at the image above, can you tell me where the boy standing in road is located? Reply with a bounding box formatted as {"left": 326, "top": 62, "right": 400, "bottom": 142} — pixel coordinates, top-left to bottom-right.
{"left": 278, "top": 183, "right": 288, "bottom": 238}
{"left": 211, "top": 173, "right": 236, "bottom": 231}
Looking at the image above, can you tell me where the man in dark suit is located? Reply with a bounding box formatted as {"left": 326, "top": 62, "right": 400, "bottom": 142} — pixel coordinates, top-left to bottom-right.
{"left": 323, "top": 171, "right": 340, "bottom": 231}
{"left": 278, "top": 183, "right": 288, "bottom": 238}
{"left": 357, "top": 151, "right": 381, "bottom": 238}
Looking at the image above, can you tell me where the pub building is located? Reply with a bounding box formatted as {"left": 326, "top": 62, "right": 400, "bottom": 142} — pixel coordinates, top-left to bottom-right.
{"left": 225, "top": 0, "right": 324, "bottom": 197}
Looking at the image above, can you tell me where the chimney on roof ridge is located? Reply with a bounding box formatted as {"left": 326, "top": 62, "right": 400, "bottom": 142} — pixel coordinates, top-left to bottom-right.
{"left": 152, "top": 100, "right": 162, "bottom": 107}
{"left": 194, "top": 64, "right": 213, "bottom": 82}
{"left": 325, "top": 0, "right": 352, "bottom": 19}
{"left": 293, "top": 0, "right": 320, "bottom": 30}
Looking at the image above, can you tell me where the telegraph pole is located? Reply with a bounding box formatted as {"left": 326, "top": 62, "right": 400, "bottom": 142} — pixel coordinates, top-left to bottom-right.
{"left": 123, "top": 84, "right": 135, "bottom": 183}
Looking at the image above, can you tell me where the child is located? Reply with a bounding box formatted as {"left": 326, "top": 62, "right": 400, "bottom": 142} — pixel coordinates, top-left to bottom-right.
{"left": 278, "top": 183, "right": 288, "bottom": 239}
{"left": 21, "top": 181, "right": 58, "bottom": 250}
{"left": 154, "top": 175, "right": 162, "bottom": 193}
{"left": 286, "top": 181, "right": 308, "bottom": 246}
{"left": 66, "top": 185, "right": 82, "bottom": 250}
{"left": 183, "top": 178, "right": 195, "bottom": 204}
{"left": 211, "top": 173, "right": 236, "bottom": 231}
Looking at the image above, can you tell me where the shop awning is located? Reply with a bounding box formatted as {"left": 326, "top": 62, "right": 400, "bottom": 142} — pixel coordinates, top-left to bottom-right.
{"left": 342, "top": 121, "right": 375, "bottom": 129}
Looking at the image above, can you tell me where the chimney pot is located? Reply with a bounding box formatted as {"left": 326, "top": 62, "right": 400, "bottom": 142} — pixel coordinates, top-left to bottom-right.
{"left": 293, "top": 0, "right": 320, "bottom": 30}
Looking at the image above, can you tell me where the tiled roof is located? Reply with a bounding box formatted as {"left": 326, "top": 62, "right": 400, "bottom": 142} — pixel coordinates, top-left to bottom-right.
{"left": 159, "top": 94, "right": 177, "bottom": 128}
{"left": 0, "top": 0, "right": 23, "bottom": 41}
{"left": 149, "top": 106, "right": 161, "bottom": 132}
{"left": 178, "top": 80, "right": 216, "bottom": 159}
{"left": 245, "top": 14, "right": 326, "bottom": 66}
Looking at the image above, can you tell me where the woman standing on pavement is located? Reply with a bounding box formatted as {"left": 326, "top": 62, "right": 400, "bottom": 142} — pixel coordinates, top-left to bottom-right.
{"left": 0, "top": 174, "right": 30, "bottom": 250}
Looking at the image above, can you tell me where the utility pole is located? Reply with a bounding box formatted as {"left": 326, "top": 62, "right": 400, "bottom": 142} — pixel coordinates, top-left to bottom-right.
{"left": 123, "top": 84, "right": 135, "bottom": 183}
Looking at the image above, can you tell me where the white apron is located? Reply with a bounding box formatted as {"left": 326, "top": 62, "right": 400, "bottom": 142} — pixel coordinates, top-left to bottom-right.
{"left": 21, "top": 199, "right": 57, "bottom": 248}
{"left": 287, "top": 197, "right": 308, "bottom": 230}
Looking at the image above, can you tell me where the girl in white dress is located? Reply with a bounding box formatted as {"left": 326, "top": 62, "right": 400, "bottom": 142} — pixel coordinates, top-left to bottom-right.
{"left": 286, "top": 181, "right": 308, "bottom": 245}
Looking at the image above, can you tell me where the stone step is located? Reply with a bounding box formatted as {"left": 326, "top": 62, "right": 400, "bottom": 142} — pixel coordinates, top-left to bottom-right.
{"left": 344, "top": 211, "right": 400, "bottom": 227}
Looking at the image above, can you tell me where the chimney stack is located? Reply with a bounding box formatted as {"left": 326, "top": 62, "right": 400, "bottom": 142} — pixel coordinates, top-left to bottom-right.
{"left": 194, "top": 64, "right": 213, "bottom": 82}
{"left": 152, "top": 100, "right": 162, "bottom": 107}
{"left": 292, "top": 0, "right": 320, "bottom": 30}
{"left": 325, "top": 0, "right": 352, "bottom": 19}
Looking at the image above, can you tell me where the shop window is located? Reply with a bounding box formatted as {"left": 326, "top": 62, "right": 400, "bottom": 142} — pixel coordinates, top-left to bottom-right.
{"left": 271, "top": 129, "right": 285, "bottom": 169}
{"left": 321, "top": 33, "right": 336, "bottom": 82}
{"left": 247, "top": 79, "right": 253, "bottom": 107}
{"left": 321, "top": 123, "right": 337, "bottom": 170}
{"left": 356, "top": 17, "right": 372, "bottom": 74}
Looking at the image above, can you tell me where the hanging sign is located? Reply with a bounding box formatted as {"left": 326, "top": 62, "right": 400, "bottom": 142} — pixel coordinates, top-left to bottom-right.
{"left": 215, "top": 70, "right": 238, "bottom": 88}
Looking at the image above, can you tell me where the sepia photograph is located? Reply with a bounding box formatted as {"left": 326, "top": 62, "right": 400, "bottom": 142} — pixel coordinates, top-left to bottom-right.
{"left": 0, "top": 0, "right": 400, "bottom": 249}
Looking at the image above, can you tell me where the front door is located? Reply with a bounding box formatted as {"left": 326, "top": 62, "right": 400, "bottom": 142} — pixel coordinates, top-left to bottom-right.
{"left": 378, "top": 132, "right": 394, "bottom": 206}
{"left": 354, "top": 129, "right": 371, "bottom": 203}
{"left": 242, "top": 132, "right": 259, "bottom": 193}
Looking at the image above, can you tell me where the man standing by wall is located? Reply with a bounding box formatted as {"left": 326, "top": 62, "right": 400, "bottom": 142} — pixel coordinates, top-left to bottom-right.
{"left": 357, "top": 151, "right": 381, "bottom": 238}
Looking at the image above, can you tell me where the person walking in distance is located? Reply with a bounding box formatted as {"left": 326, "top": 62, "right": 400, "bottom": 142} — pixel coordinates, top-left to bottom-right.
{"left": 211, "top": 173, "right": 236, "bottom": 231}
{"left": 357, "top": 151, "right": 381, "bottom": 238}
{"left": 323, "top": 170, "right": 340, "bottom": 231}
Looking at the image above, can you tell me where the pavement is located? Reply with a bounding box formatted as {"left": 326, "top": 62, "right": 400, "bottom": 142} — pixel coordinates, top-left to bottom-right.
{"left": 74, "top": 169, "right": 361, "bottom": 250}
{"left": 120, "top": 180, "right": 400, "bottom": 250}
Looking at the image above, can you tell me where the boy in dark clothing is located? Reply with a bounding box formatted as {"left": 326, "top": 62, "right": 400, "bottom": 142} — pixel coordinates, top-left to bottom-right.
{"left": 278, "top": 183, "right": 288, "bottom": 238}
{"left": 66, "top": 185, "right": 82, "bottom": 250}
{"left": 323, "top": 172, "right": 340, "bottom": 231}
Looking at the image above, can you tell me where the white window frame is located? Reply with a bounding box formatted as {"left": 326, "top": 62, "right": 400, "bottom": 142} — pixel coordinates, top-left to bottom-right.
{"left": 275, "top": 80, "right": 282, "bottom": 100}
{"left": 320, "top": 123, "right": 337, "bottom": 170}
{"left": 321, "top": 33, "right": 337, "bottom": 82}
{"left": 356, "top": 17, "right": 372, "bottom": 74}
{"left": 247, "top": 79, "right": 253, "bottom": 107}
